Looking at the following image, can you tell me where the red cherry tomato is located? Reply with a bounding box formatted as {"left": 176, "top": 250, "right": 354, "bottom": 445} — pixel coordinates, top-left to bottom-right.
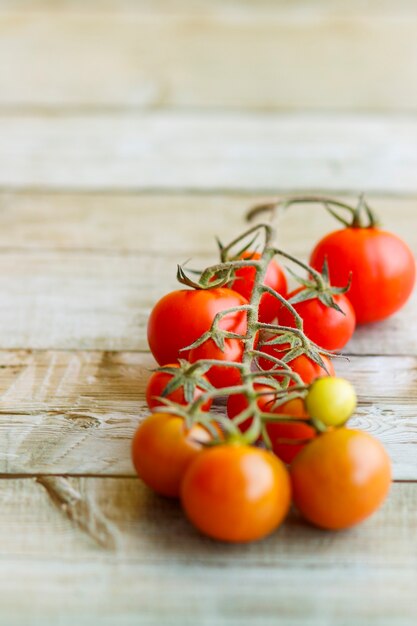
{"left": 278, "top": 287, "right": 356, "bottom": 351}
{"left": 189, "top": 338, "right": 243, "bottom": 388}
{"left": 181, "top": 444, "right": 291, "bottom": 542}
{"left": 147, "top": 288, "right": 248, "bottom": 365}
{"left": 258, "top": 341, "right": 335, "bottom": 384}
{"left": 310, "top": 227, "right": 415, "bottom": 324}
{"left": 227, "top": 385, "right": 315, "bottom": 464}
{"left": 230, "top": 251, "right": 287, "bottom": 323}
{"left": 265, "top": 398, "right": 315, "bottom": 464}
{"left": 146, "top": 363, "right": 212, "bottom": 411}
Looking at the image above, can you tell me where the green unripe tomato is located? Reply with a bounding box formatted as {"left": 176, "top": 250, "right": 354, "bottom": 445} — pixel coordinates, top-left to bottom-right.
{"left": 305, "top": 377, "right": 357, "bottom": 427}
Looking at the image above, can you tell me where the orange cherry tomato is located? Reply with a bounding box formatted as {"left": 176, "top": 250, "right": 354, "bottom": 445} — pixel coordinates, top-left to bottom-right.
{"left": 147, "top": 288, "right": 248, "bottom": 365}
{"left": 145, "top": 363, "right": 212, "bottom": 411}
{"left": 227, "top": 386, "right": 315, "bottom": 463}
{"left": 189, "top": 338, "right": 244, "bottom": 388}
{"left": 290, "top": 428, "right": 391, "bottom": 530}
{"left": 131, "top": 413, "right": 215, "bottom": 498}
{"left": 310, "top": 227, "right": 415, "bottom": 324}
{"left": 181, "top": 444, "right": 291, "bottom": 542}
{"left": 230, "top": 251, "right": 287, "bottom": 323}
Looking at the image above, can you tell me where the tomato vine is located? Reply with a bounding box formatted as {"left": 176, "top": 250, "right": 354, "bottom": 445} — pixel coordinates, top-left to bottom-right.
{"left": 153, "top": 221, "right": 341, "bottom": 444}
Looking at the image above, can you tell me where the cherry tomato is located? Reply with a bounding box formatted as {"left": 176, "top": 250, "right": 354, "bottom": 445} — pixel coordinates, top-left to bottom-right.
{"left": 181, "top": 444, "right": 291, "bottom": 542}
{"left": 145, "top": 364, "right": 212, "bottom": 411}
{"left": 229, "top": 251, "right": 287, "bottom": 323}
{"left": 290, "top": 428, "right": 391, "bottom": 530}
{"left": 131, "top": 413, "right": 215, "bottom": 498}
{"left": 189, "top": 338, "right": 243, "bottom": 388}
{"left": 258, "top": 341, "right": 335, "bottom": 384}
{"left": 310, "top": 227, "right": 415, "bottom": 324}
{"left": 305, "top": 377, "right": 356, "bottom": 427}
{"left": 227, "top": 387, "right": 315, "bottom": 463}
{"left": 265, "top": 398, "right": 315, "bottom": 464}
{"left": 147, "top": 288, "right": 248, "bottom": 365}
{"left": 278, "top": 287, "right": 356, "bottom": 351}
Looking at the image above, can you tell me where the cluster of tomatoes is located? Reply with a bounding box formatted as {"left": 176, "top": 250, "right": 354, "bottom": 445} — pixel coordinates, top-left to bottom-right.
{"left": 132, "top": 197, "right": 415, "bottom": 543}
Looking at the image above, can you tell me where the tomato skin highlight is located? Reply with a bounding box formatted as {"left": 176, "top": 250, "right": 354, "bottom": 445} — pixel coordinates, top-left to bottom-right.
{"left": 131, "top": 413, "right": 214, "bottom": 498}
{"left": 147, "top": 288, "right": 248, "bottom": 365}
{"left": 230, "top": 251, "right": 287, "bottom": 323}
{"left": 181, "top": 445, "right": 291, "bottom": 542}
{"left": 227, "top": 387, "right": 315, "bottom": 464}
{"left": 189, "top": 338, "right": 243, "bottom": 388}
{"left": 310, "top": 227, "right": 416, "bottom": 324}
{"left": 290, "top": 428, "right": 391, "bottom": 530}
{"left": 145, "top": 364, "right": 212, "bottom": 411}
{"left": 278, "top": 287, "right": 356, "bottom": 351}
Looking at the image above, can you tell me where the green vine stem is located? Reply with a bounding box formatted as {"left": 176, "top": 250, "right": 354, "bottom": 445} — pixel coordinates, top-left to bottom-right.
{"left": 150, "top": 219, "right": 343, "bottom": 448}
{"left": 246, "top": 194, "right": 379, "bottom": 229}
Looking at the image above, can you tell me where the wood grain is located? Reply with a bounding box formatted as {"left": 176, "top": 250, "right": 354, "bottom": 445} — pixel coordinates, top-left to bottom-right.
{"left": 1, "top": 113, "right": 417, "bottom": 192}
{"left": 0, "top": 478, "right": 415, "bottom": 625}
{"left": 1, "top": 191, "right": 416, "bottom": 255}
{"left": 0, "top": 6, "right": 417, "bottom": 112}
{"left": 0, "top": 247, "right": 415, "bottom": 354}
{"left": 0, "top": 350, "right": 415, "bottom": 479}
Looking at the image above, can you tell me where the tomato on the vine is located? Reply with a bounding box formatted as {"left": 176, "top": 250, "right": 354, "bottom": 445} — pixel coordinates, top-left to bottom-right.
{"left": 265, "top": 398, "right": 315, "bottom": 464}
{"left": 290, "top": 428, "right": 391, "bottom": 530}
{"left": 229, "top": 251, "right": 287, "bottom": 323}
{"left": 310, "top": 227, "right": 415, "bottom": 324}
{"left": 181, "top": 444, "right": 291, "bottom": 542}
{"left": 305, "top": 377, "right": 356, "bottom": 427}
{"left": 189, "top": 338, "right": 243, "bottom": 388}
{"left": 147, "top": 288, "right": 248, "bottom": 365}
{"left": 145, "top": 363, "right": 212, "bottom": 411}
{"left": 278, "top": 287, "right": 356, "bottom": 351}
{"left": 257, "top": 341, "right": 335, "bottom": 384}
{"left": 227, "top": 386, "right": 315, "bottom": 463}
{"left": 132, "top": 413, "right": 216, "bottom": 498}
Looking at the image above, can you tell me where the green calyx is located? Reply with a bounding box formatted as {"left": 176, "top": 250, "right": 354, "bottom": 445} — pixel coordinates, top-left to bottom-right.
{"left": 155, "top": 360, "right": 214, "bottom": 404}
{"left": 287, "top": 257, "right": 352, "bottom": 315}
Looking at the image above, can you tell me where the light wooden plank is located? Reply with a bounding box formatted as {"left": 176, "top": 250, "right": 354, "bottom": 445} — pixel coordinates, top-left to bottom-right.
{"left": 0, "top": 113, "right": 417, "bottom": 192}
{"left": 0, "top": 350, "right": 415, "bottom": 479}
{"left": 0, "top": 8, "right": 417, "bottom": 111}
{"left": 1, "top": 191, "right": 416, "bottom": 256}
{"left": 0, "top": 478, "right": 415, "bottom": 625}
{"left": 0, "top": 247, "right": 415, "bottom": 354}
{"left": 2, "top": 1, "right": 417, "bottom": 16}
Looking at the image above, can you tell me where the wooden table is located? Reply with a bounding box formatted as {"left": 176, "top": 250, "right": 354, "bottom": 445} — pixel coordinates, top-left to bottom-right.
{"left": 1, "top": 2, "right": 417, "bottom": 624}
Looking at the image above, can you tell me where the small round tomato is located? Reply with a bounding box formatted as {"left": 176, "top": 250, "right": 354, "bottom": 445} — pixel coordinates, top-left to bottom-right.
{"left": 290, "top": 428, "right": 391, "bottom": 530}
{"left": 227, "top": 386, "right": 315, "bottom": 463}
{"left": 305, "top": 377, "right": 356, "bottom": 427}
{"left": 147, "top": 288, "right": 248, "bottom": 365}
{"left": 230, "top": 251, "right": 287, "bottom": 323}
{"left": 310, "top": 227, "right": 415, "bottom": 324}
{"left": 131, "top": 413, "right": 215, "bottom": 498}
{"left": 181, "top": 444, "right": 291, "bottom": 542}
{"left": 278, "top": 288, "right": 356, "bottom": 351}
{"left": 189, "top": 338, "right": 243, "bottom": 388}
{"left": 258, "top": 341, "right": 335, "bottom": 384}
{"left": 265, "top": 398, "right": 315, "bottom": 464}
{"left": 145, "top": 364, "right": 212, "bottom": 411}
